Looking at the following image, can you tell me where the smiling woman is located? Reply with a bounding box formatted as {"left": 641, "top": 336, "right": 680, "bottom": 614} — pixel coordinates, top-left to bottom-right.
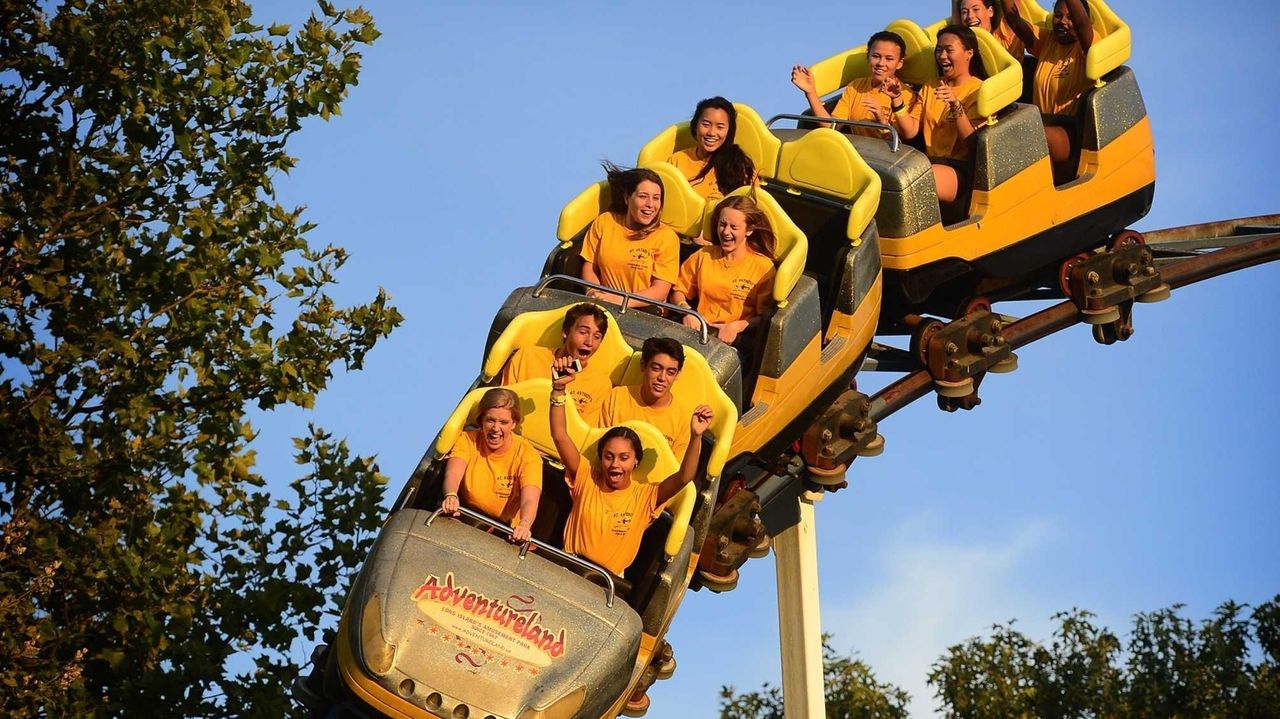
{"left": 666, "top": 97, "right": 757, "bottom": 200}
{"left": 440, "top": 387, "right": 544, "bottom": 543}
{"left": 579, "top": 163, "right": 681, "bottom": 308}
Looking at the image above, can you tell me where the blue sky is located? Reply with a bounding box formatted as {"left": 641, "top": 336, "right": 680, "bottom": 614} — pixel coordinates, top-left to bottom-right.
{"left": 250, "top": 1, "right": 1280, "bottom": 714}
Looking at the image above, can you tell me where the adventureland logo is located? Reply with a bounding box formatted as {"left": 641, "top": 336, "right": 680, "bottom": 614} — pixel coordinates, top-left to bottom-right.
{"left": 411, "top": 572, "right": 568, "bottom": 668}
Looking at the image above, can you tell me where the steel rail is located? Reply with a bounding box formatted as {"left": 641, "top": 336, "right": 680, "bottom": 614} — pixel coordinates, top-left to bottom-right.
{"left": 868, "top": 232, "right": 1280, "bottom": 424}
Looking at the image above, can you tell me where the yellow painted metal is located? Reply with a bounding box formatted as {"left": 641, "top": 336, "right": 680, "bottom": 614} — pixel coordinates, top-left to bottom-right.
{"left": 880, "top": 117, "right": 1155, "bottom": 269}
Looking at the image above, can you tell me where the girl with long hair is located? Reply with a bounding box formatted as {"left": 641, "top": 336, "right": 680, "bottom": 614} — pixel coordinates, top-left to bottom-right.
{"left": 671, "top": 195, "right": 777, "bottom": 347}
{"left": 580, "top": 163, "right": 680, "bottom": 308}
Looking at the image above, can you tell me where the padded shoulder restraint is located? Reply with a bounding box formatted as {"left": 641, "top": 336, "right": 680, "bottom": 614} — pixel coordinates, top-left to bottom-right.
{"left": 482, "top": 303, "right": 635, "bottom": 386}
{"left": 772, "top": 128, "right": 882, "bottom": 242}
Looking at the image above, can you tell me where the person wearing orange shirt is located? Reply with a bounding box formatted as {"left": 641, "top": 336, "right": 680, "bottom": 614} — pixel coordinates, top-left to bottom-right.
{"left": 790, "top": 31, "right": 916, "bottom": 140}
{"left": 549, "top": 367, "right": 713, "bottom": 577}
{"left": 500, "top": 303, "right": 612, "bottom": 423}
{"left": 580, "top": 164, "right": 680, "bottom": 309}
{"left": 598, "top": 337, "right": 691, "bottom": 458}
{"left": 666, "top": 97, "right": 756, "bottom": 203}
{"left": 888, "top": 24, "right": 989, "bottom": 204}
{"left": 1003, "top": 0, "right": 1102, "bottom": 173}
{"left": 671, "top": 196, "right": 776, "bottom": 352}
{"left": 440, "top": 388, "right": 543, "bottom": 543}
{"left": 952, "top": 0, "right": 1025, "bottom": 59}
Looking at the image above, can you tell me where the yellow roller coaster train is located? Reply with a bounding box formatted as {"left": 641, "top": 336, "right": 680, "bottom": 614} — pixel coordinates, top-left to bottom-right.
{"left": 292, "top": 2, "right": 1280, "bottom": 717}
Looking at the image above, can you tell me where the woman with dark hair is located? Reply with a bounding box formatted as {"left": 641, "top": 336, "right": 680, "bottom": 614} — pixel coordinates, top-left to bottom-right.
{"left": 671, "top": 196, "right": 776, "bottom": 347}
{"left": 1002, "top": 0, "right": 1101, "bottom": 169}
{"left": 441, "top": 388, "right": 543, "bottom": 543}
{"left": 790, "top": 31, "right": 916, "bottom": 137}
{"left": 666, "top": 97, "right": 756, "bottom": 200}
{"left": 888, "top": 24, "right": 989, "bottom": 203}
{"left": 548, "top": 367, "right": 713, "bottom": 576}
{"left": 952, "top": 0, "right": 1025, "bottom": 58}
{"left": 580, "top": 162, "right": 680, "bottom": 308}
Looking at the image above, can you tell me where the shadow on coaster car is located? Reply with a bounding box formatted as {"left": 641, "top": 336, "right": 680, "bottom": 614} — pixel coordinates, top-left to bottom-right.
{"left": 296, "top": 376, "right": 729, "bottom": 719}
{"left": 788, "top": 2, "right": 1158, "bottom": 331}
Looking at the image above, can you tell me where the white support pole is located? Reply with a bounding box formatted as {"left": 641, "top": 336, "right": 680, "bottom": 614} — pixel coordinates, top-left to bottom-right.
{"left": 773, "top": 489, "right": 826, "bottom": 719}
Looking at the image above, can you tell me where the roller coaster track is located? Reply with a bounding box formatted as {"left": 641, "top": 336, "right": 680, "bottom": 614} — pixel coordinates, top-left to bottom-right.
{"left": 867, "top": 214, "right": 1280, "bottom": 424}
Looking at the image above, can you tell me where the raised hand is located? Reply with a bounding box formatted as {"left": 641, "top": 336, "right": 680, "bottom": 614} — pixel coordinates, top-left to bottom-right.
{"left": 551, "top": 355, "right": 578, "bottom": 392}
{"left": 690, "top": 404, "right": 714, "bottom": 437}
{"left": 882, "top": 77, "right": 903, "bottom": 101}
{"left": 790, "top": 65, "right": 817, "bottom": 95}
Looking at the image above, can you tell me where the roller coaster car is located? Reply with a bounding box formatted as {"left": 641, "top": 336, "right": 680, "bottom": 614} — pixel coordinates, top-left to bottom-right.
{"left": 792, "top": 1, "right": 1155, "bottom": 329}
{"left": 297, "top": 374, "right": 733, "bottom": 719}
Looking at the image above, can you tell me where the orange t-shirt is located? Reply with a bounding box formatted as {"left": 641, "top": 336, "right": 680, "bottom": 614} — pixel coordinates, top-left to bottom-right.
{"left": 909, "top": 76, "right": 985, "bottom": 160}
{"left": 1030, "top": 22, "right": 1106, "bottom": 116}
{"left": 599, "top": 385, "right": 690, "bottom": 459}
{"left": 500, "top": 345, "right": 612, "bottom": 424}
{"left": 562, "top": 461, "right": 661, "bottom": 576}
{"left": 667, "top": 147, "right": 720, "bottom": 200}
{"left": 833, "top": 77, "right": 917, "bottom": 139}
{"left": 676, "top": 247, "right": 775, "bottom": 325}
{"left": 446, "top": 431, "right": 544, "bottom": 524}
{"left": 580, "top": 211, "right": 680, "bottom": 295}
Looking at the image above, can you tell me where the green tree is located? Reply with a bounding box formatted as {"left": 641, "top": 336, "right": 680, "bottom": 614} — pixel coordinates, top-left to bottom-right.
{"left": 0, "top": 1, "right": 399, "bottom": 716}
{"left": 721, "top": 598, "right": 1280, "bottom": 718}
{"left": 719, "top": 636, "right": 911, "bottom": 719}
{"left": 930, "top": 598, "right": 1280, "bottom": 718}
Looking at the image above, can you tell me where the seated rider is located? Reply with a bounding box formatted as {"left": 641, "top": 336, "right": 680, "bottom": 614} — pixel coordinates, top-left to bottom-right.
{"left": 887, "top": 24, "right": 989, "bottom": 204}
{"left": 952, "top": 0, "right": 1025, "bottom": 58}
{"left": 549, "top": 370, "right": 713, "bottom": 576}
{"left": 666, "top": 97, "right": 757, "bottom": 202}
{"left": 595, "top": 337, "right": 691, "bottom": 458}
{"left": 791, "top": 31, "right": 916, "bottom": 138}
{"left": 1002, "top": 0, "right": 1103, "bottom": 175}
{"left": 440, "top": 388, "right": 542, "bottom": 543}
{"left": 580, "top": 163, "right": 680, "bottom": 309}
{"left": 501, "top": 302, "right": 613, "bottom": 424}
{"left": 671, "top": 196, "right": 776, "bottom": 350}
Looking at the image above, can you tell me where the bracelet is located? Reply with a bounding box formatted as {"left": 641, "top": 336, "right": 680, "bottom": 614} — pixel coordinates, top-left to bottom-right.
{"left": 444, "top": 491, "right": 458, "bottom": 498}
{"left": 892, "top": 103, "right": 906, "bottom": 116}
{"left": 549, "top": 393, "right": 567, "bottom": 407}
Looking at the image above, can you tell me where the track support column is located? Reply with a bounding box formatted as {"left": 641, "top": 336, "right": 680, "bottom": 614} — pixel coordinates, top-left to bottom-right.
{"left": 774, "top": 488, "right": 826, "bottom": 719}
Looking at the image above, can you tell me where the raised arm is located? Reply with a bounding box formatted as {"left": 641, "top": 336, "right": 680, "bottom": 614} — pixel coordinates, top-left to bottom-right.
{"left": 549, "top": 361, "right": 582, "bottom": 477}
{"left": 1063, "top": 0, "right": 1094, "bottom": 52}
{"left": 656, "top": 405, "right": 713, "bottom": 506}
{"left": 1001, "top": 0, "right": 1037, "bottom": 50}
{"left": 886, "top": 78, "right": 920, "bottom": 140}
{"left": 790, "top": 65, "right": 838, "bottom": 129}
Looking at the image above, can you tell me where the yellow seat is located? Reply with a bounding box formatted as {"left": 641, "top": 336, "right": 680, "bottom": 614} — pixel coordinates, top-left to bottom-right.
{"left": 912, "top": 21, "right": 1022, "bottom": 121}
{"left": 481, "top": 303, "right": 635, "bottom": 386}
{"left": 616, "top": 344, "right": 738, "bottom": 482}
{"left": 1006, "top": 0, "right": 1129, "bottom": 83}
{"left": 807, "top": 19, "right": 938, "bottom": 99}
{"left": 717, "top": 185, "right": 808, "bottom": 309}
{"left": 636, "top": 103, "right": 781, "bottom": 180}
{"left": 771, "top": 128, "right": 882, "bottom": 242}
{"left": 435, "top": 378, "right": 695, "bottom": 564}
{"left": 810, "top": 20, "right": 1020, "bottom": 124}
{"left": 554, "top": 162, "right": 708, "bottom": 244}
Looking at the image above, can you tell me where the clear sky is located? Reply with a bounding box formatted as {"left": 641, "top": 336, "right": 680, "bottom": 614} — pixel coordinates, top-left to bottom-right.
{"left": 249, "top": 1, "right": 1279, "bottom": 715}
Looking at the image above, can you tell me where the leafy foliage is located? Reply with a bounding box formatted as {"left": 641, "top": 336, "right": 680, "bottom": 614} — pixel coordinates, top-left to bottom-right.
{"left": 0, "top": 0, "right": 398, "bottom": 716}
{"left": 719, "top": 636, "right": 910, "bottom": 719}
{"left": 720, "top": 599, "right": 1280, "bottom": 718}
{"left": 930, "top": 598, "right": 1280, "bottom": 718}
